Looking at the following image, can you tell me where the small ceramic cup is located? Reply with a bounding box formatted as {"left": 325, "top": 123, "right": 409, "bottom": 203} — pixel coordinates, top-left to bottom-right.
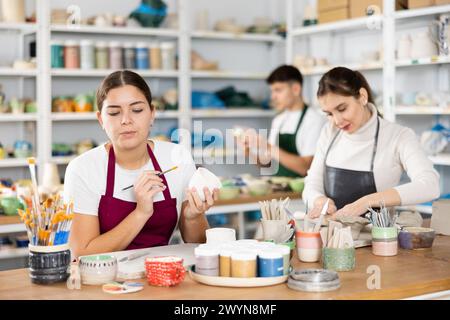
{"left": 295, "top": 230, "right": 322, "bottom": 263}
{"left": 28, "top": 244, "right": 71, "bottom": 285}
{"left": 322, "top": 247, "right": 355, "bottom": 272}
{"left": 79, "top": 254, "right": 117, "bottom": 285}
{"left": 398, "top": 227, "right": 436, "bottom": 250}
{"left": 372, "top": 226, "right": 398, "bottom": 257}
{"left": 261, "top": 219, "right": 288, "bottom": 243}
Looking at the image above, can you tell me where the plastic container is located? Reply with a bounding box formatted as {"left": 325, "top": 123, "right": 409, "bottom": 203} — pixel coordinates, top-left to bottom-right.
{"left": 95, "top": 41, "right": 109, "bottom": 69}
{"left": 160, "top": 42, "right": 176, "bottom": 70}
{"left": 149, "top": 41, "right": 162, "bottom": 69}
{"left": 258, "top": 249, "right": 284, "bottom": 277}
{"left": 135, "top": 42, "right": 149, "bottom": 70}
{"left": 80, "top": 40, "right": 95, "bottom": 70}
{"left": 296, "top": 230, "right": 322, "bottom": 263}
{"left": 322, "top": 247, "right": 355, "bottom": 271}
{"left": 28, "top": 244, "right": 71, "bottom": 284}
{"left": 219, "top": 246, "right": 234, "bottom": 277}
{"left": 64, "top": 40, "right": 80, "bottom": 69}
{"left": 50, "top": 40, "right": 64, "bottom": 68}
{"left": 275, "top": 244, "right": 291, "bottom": 275}
{"left": 231, "top": 250, "right": 257, "bottom": 278}
{"left": 122, "top": 42, "right": 136, "bottom": 69}
{"left": 194, "top": 245, "right": 219, "bottom": 276}
{"left": 109, "top": 41, "right": 123, "bottom": 70}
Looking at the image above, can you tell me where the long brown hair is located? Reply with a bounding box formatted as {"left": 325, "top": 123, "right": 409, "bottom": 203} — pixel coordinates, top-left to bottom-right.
{"left": 96, "top": 70, "right": 153, "bottom": 112}
{"left": 317, "top": 67, "right": 381, "bottom": 116}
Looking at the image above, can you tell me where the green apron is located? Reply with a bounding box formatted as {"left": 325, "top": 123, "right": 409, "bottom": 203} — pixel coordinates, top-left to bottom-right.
{"left": 275, "top": 104, "right": 308, "bottom": 177}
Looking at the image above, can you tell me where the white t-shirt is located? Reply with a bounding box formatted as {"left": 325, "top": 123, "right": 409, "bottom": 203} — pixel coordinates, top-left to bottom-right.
{"left": 268, "top": 106, "right": 326, "bottom": 156}
{"left": 63, "top": 140, "right": 196, "bottom": 221}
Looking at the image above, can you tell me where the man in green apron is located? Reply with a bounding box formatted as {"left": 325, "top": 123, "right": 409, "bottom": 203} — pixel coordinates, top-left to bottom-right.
{"left": 238, "top": 65, "right": 324, "bottom": 177}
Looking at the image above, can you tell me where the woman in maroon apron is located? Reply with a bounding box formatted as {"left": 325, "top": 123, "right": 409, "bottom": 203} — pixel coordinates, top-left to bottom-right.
{"left": 68, "top": 70, "right": 218, "bottom": 257}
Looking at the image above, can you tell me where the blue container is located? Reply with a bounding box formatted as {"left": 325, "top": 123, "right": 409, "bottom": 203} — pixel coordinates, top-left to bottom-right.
{"left": 51, "top": 40, "right": 64, "bottom": 68}
{"left": 135, "top": 43, "right": 149, "bottom": 69}
{"left": 258, "top": 250, "right": 284, "bottom": 277}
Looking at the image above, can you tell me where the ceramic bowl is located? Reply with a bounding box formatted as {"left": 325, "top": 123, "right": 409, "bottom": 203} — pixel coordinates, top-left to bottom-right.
{"left": 398, "top": 227, "right": 436, "bottom": 250}
{"left": 188, "top": 167, "right": 222, "bottom": 202}
{"left": 79, "top": 254, "right": 117, "bottom": 285}
{"left": 335, "top": 216, "right": 370, "bottom": 240}
{"left": 247, "top": 181, "right": 270, "bottom": 196}
{"left": 288, "top": 178, "right": 304, "bottom": 193}
{"left": 219, "top": 186, "right": 240, "bottom": 200}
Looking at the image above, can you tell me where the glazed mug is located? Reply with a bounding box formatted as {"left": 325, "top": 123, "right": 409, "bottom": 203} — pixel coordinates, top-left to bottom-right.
{"left": 322, "top": 247, "right": 355, "bottom": 271}
{"left": 295, "top": 230, "right": 322, "bottom": 263}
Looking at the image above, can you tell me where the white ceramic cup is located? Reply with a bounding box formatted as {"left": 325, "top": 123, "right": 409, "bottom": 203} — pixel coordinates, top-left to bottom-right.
{"left": 188, "top": 167, "right": 222, "bottom": 202}
{"left": 206, "top": 228, "right": 236, "bottom": 245}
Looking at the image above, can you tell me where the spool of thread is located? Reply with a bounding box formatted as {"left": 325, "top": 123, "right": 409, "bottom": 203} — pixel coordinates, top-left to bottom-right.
{"left": 231, "top": 250, "right": 257, "bottom": 278}
{"left": 80, "top": 40, "right": 94, "bottom": 70}
{"left": 123, "top": 42, "right": 136, "bottom": 69}
{"left": 149, "top": 42, "right": 162, "bottom": 69}
{"left": 136, "top": 42, "right": 149, "bottom": 70}
{"left": 275, "top": 244, "right": 291, "bottom": 275}
{"left": 109, "top": 41, "right": 123, "bottom": 70}
{"left": 206, "top": 228, "right": 236, "bottom": 245}
{"left": 50, "top": 40, "right": 64, "bottom": 68}
{"left": 95, "top": 41, "right": 109, "bottom": 69}
{"left": 257, "top": 249, "right": 284, "bottom": 277}
{"left": 64, "top": 40, "right": 80, "bottom": 69}
{"left": 194, "top": 245, "right": 219, "bottom": 276}
{"left": 160, "top": 42, "right": 176, "bottom": 70}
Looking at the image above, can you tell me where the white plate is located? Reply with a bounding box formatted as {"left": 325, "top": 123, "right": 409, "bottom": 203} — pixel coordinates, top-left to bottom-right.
{"left": 189, "top": 266, "right": 288, "bottom": 288}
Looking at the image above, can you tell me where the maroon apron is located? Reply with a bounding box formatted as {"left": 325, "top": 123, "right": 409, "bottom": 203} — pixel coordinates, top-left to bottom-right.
{"left": 98, "top": 144, "right": 178, "bottom": 250}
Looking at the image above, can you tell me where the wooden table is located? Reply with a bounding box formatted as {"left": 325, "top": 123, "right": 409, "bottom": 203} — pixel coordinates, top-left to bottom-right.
{"left": 1, "top": 236, "right": 449, "bottom": 300}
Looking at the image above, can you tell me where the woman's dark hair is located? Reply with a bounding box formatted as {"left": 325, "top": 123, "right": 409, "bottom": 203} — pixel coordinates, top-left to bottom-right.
{"left": 96, "top": 70, "right": 153, "bottom": 112}
{"left": 317, "top": 67, "right": 378, "bottom": 112}
{"left": 266, "top": 65, "right": 303, "bottom": 86}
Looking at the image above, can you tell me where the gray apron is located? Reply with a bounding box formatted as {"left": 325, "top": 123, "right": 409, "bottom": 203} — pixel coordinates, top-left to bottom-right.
{"left": 324, "top": 117, "right": 380, "bottom": 210}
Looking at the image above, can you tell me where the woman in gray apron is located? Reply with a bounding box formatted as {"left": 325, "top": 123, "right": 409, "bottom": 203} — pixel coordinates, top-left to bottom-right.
{"left": 304, "top": 67, "right": 440, "bottom": 219}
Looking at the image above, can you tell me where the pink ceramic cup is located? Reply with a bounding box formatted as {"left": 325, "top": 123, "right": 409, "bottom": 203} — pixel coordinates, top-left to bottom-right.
{"left": 372, "top": 240, "right": 398, "bottom": 257}
{"left": 296, "top": 230, "right": 322, "bottom": 262}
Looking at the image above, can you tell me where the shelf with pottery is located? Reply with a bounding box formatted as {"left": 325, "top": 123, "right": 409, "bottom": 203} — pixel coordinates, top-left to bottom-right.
{"left": 290, "top": 16, "right": 382, "bottom": 37}
{"left": 0, "top": 158, "right": 37, "bottom": 168}
{"left": 50, "top": 110, "right": 180, "bottom": 121}
{"left": 190, "top": 70, "right": 267, "bottom": 79}
{"left": 0, "top": 114, "right": 37, "bottom": 122}
{"left": 300, "top": 61, "right": 383, "bottom": 76}
{"left": 191, "top": 109, "right": 275, "bottom": 118}
{"left": 394, "top": 105, "right": 450, "bottom": 115}
{"left": 0, "top": 68, "right": 37, "bottom": 77}
{"left": 190, "top": 30, "right": 283, "bottom": 42}
{"left": 0, "top": 247, "right": 28, "bottom": 260}
{"left": 50, "top": 24, "right": 179, "bottom": 38}
{"left": 51, "top": 68, "right": 179, "bottom": 78}
{"left": 0, "top": 22, "right": 37, "bottom": 33}
{"left": 395, "top": 55, "right": 450, "bottom": 68}
{"left": 395, "top": 4, "right": 450, "bottom": 20}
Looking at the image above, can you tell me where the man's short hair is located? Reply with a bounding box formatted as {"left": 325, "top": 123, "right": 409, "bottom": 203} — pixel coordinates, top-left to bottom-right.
{"left": 266, "top": 65, "right": 303, "bottom": 86}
